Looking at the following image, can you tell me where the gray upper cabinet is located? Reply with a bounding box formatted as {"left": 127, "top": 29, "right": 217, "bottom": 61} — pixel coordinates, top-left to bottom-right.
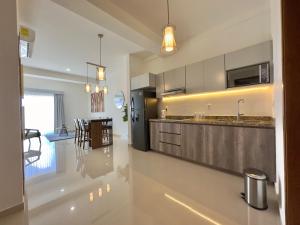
{"left": 186, "top": 61, "right": 205, "bottom": 93}
{"left": 203, "top": 55, "right": 226, "bottom": 92}
{"left": 164, "top": 66, "right": 186, "bottom": 91}
{"left": 155, "top": 73, "right": 164, "bottom": 98}
{"left": 225, "top": 41, "right": 273, "bottom": 70}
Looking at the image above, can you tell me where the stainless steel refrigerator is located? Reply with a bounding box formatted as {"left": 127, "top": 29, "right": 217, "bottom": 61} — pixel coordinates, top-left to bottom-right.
{"left": 131, "top": 89, "right": 157, "bottom": 151}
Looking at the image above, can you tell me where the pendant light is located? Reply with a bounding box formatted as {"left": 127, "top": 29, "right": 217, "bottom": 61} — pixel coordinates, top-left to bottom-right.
{"left": 103, "top": 86, "right": 108, "bottom": 95}
{"left": 95, "top": 84, "right": 100, "bottom": 93}
{"left": 161, "top": 0, "right": 177, "bottom": 54}
{"left": 96, "top": 34, "right": 106, "bottom": 81}
{"left": 85, "top": 63, "right": 91, "bottom": 93}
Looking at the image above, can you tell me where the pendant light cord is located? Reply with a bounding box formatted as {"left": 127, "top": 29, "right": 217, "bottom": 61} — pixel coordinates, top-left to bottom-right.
{"left": 167, "top": 0, "right": 170, "bottom": 25}
{"left": 86, "top": 63, "right": 89, "bottom": 83}
{"left": 99, "top": 36, "right": 102, "bottom": 65}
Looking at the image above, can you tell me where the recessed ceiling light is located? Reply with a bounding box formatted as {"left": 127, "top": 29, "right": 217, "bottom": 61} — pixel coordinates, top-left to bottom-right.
{"left": 70, "top": 206, "right": 76, "bottom": 211}
{"left": 66, "top": 68, "right": 71, "bottom": 72}
{"left": 60, "top": 188, "right": 65, "bottom": 192}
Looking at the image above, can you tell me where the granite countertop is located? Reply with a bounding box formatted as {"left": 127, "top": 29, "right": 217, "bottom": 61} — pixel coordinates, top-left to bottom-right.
{"left": 149, "top": 116, "right": 275, "bottom": 128}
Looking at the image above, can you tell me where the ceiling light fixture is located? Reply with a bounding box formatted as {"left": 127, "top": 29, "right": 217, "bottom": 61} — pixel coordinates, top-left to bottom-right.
{"left": 103, "top": 86, "right": 108, "bottom": 95}
{"left": 97, "top": 34, "right": 106, "bottom": 81}
{"left": 84, "top": 34, "right": 108, "bottom": 94}
{"left": 161, "top": 0, "right": 177, "bottom": 54}
{"left": 95, "top": 84, "right": 100, "bottom": 93}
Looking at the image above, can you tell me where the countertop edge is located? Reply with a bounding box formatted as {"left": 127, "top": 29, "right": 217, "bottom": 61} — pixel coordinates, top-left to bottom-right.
{"left": 149, "top": 119, "right": 275, "bottom": 129}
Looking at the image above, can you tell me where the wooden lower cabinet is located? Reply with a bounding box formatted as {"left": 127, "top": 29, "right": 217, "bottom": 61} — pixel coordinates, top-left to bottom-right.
{"left": 202, "top": 125, "right": 237, "bottom": 171}
{"left": 181, "top": 124, "right": 205, "bottom": 163}
{"left": 150, "top": 122, "right": 160, "bottom": 151}
{"left": 158, "top": 142, "right": 181, "bottom": 157}
{"left": 150, "top": 121, "right": 276, "bottom": 182}
{"left": 236, "top": 127, "right": 276, "bottom": 181}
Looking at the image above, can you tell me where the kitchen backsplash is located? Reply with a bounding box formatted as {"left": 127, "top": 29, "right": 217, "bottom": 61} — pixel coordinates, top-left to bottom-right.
{"left": 158, "top": 86, "right": 274, "bottom": 118}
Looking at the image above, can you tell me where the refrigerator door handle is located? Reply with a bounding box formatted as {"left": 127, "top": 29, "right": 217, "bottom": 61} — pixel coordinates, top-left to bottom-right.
{"left": 135, "top": 112, "right": 139, "bottom": 121}
{"left": 131, "top": 97, "right": 135, "bottom": 122}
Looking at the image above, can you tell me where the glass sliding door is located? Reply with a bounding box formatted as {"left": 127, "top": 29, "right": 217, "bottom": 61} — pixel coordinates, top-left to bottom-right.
{"left": 24, "top": 94, "right": 54, "bottom": 135}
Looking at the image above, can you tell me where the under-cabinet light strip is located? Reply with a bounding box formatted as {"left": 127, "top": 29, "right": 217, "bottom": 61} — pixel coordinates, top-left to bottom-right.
{"left": 162, "top": 85, "right": 272, "bottom": 102}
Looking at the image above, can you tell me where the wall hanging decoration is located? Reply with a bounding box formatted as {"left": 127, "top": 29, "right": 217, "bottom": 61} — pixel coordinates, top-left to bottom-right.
{"left": 113, "top": 91, "right": 125, "bottom": 109}
{"left": 91, "top": 91, "right": 104, "bottom": 112}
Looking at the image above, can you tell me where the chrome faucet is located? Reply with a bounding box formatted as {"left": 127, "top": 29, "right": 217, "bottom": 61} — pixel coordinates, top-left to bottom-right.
{"left": 237, "top": 99, "right": 245, "bottom": 120}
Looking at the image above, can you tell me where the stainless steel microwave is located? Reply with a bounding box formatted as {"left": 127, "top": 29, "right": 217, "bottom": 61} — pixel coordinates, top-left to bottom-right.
{"left": 226, "top": 62, "right": 270, "bottom": 88}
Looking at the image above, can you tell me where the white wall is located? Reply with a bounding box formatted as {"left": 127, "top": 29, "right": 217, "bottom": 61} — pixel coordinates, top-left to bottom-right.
{"left": 24, "top": 76, "right": 89, "bottom": 131}
{"left": 0, "top": 0, "right": 24, "bottom": 212}
{"left": 270, "top": 0, "right": 285, "bottom": 224}
{"left": 89, "top": 55, "right": 129, "bottom": 138}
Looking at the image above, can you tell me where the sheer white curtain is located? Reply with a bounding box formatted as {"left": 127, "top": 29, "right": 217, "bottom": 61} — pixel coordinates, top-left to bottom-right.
{"left": 54, "top": 94, "right": 65, "bottom": 133}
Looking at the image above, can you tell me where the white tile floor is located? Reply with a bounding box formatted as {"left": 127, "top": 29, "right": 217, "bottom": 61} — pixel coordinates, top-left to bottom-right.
{"left": 0, "top": 137, "right": 280, "bottom": 225}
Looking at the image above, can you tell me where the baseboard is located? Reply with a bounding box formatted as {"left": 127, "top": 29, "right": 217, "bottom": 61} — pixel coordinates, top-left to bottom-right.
{"left": 0, "top": 202, "right": 24, "bottom": 218}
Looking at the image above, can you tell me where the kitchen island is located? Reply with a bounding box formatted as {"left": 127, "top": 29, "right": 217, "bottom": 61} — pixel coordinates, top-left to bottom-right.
{"left": 149, "top": 116, "right": 276, "bottom": 182}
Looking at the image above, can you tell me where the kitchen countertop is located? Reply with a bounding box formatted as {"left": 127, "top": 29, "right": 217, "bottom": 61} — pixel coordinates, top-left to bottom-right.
{"left": 149, "top": 116, "right": 275, "bottom": 128}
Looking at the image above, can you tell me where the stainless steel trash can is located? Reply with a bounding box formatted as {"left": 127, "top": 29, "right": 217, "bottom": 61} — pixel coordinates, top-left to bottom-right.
{"left": 241, "top": 168, "right": 268, "bottom": 210}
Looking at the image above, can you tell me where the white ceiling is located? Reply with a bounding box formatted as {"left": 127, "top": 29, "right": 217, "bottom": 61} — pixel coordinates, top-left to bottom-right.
{"left": 18, "top": 0, "right": 270, "bottom": 75}
{"left": 88, "top": 0, "right": 270, "bottom": 43}
{"left": 18, "top": 0, "right": 142, "bottom": 76}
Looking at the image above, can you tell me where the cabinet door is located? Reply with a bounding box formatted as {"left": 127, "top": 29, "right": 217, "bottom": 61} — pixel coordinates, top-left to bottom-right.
{"left": 203, "top": 125, "right": 237, "bottom": 171}
{"left": 181, "top": 124, "right": 204, "bottom": 163}
{"left": 203, "top": 55, "right": 226, "bottom": 92}
{"left": 164, "top": 66, "right": 185, "bottom": 91}
{"left": 155, "top": 73, "right": 164, "bottom": 98}
{"left": 236, "top": 127, "right": 276, "bottom": 182}
{"left": 225, "top": 41, "right": 273, "bottom": 70}
{"left": 150, "top": 122, "right": 160, "bottom": 151}
{"left": 186, "top": 61, "right": 205, "bottom": 94}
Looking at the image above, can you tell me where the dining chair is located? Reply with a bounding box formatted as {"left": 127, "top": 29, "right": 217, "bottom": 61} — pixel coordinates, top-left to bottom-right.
{"left": 74, "top": 119, "right": 80, "bottom": 144}
{"left": 79, "top": 119, "right": 91, "bottom": 149}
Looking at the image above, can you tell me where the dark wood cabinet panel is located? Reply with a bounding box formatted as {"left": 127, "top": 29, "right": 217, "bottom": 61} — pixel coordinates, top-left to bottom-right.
{"left": 159, "top": 122, "right": 181, "bottom": 134}
{"left": 150, "top": 121, "right": 276, "bottom": 182}
{"left": 150, "top": 122, "right": 160, "bottom": 151}
{"left": 202, "top": 125, "right": 237, "bottom": 171}
{"left": 158, "top": 142, "right": 181, "bottom": 157}
{"left": 181, "top": 124, "right": 205, "bottom": 163}
{"left": 160, "top": 132, "right": 181, "bottom": 146}
{"left": 236, "top": 127, "right": 276, "bottom": 181}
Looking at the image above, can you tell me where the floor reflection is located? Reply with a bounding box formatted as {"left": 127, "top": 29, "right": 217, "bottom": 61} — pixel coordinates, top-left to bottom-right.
{"left": 24, "top": 138, "right": 280, "bottom": 225}
{"left": 75, "top": 145, "right": 114, "bottom": 179}
{"left": 24, "top": 137, "right": 57, "bottom": 180}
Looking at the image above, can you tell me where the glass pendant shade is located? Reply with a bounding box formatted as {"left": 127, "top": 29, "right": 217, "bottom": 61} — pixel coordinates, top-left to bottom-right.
{"left": 97, "top": 66, "right": 106, "bottom": 81}
{"left": 103, "top": 86, "right": 108, "bottom": 95}
{"left": 161, "top": 25, "right": 176, "bottom": 53}
{"left": 95, "top": 84, "right": 100, "bottom": 93}
{"left": 85, "top": 83, "right": 91, "bottom": 93}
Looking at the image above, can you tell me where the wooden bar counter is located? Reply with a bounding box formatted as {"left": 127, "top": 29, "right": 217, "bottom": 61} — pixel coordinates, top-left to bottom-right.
{"left": 89, "top": 118, "right": 113, "bottom": 149}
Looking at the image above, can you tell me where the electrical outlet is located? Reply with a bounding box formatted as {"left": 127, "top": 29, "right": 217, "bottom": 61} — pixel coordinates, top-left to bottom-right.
{"left": 207, "top": 104, "right": 212, "bottom": 110}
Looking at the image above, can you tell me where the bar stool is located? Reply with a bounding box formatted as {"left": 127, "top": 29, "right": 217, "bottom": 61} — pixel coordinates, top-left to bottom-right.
{"left": 79, "top": 119, "right": 91, "bottom": 149}
{"left": 74, "top": 118, "right": 80, "bottom": 144}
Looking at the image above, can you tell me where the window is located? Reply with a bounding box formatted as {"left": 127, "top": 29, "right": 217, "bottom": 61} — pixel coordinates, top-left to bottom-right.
{"left": 23, "top": 94, "right": 54, "bottom": 135}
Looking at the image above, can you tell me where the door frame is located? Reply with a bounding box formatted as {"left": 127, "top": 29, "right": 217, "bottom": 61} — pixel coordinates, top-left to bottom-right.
{"left": 282, "top": 0, "right": 300, "bottom": 224}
